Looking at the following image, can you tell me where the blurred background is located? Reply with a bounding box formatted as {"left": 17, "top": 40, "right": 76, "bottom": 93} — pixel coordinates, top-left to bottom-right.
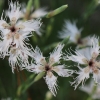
{"left": 0, "top": 0, "right": 100, "bottom": 100}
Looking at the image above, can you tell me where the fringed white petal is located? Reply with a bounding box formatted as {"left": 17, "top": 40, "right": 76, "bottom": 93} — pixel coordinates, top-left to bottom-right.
{"left": 31, "top": 7, "right": 47, "bottom": 18}
{"left": 58, "top": 20, "right": 82, "bottom": 43}
{"left": 7, "top": 1, "right": 21, "bottom": 21}
{"left": 53, "top": 65, "right": 73, "bottom": 77}
{"left": 77, "top": 48, "right": 93, "bottom": 60}
{"left": 0, "top": 20, "right": 8, "bottom": 29}
{"left": 19, "top": 30, "right": 33, "bottom": 38}
{"left": 93, "top": 69, "right": 100, "bottom": 84}
{"left": 19, "top": 19, "right": 41, "bottom": 32}
{"left": 13, "top": 32, "right": 34, "bottom": 56}
{"left": 14, "top": 33, "right": 27, "bottom": 48}
{"left": 49, "top": 44, "right": 64, "bottom": 65}
{"left": 90, "top": 36, "right": 100, "bottom": 57}
{"left": 9, "top": 53, "right": 19, "bottom": 73}
{"left": 26, "top": 64, "right": 44, "bottom": 74}
{"left": 33, "top": 46, "right": 46, "bottom": 65}
{"left": 44, "top": 72, "right": 58, "bottom": 96}
{"left": 9, "top": 47, "right": 31, "bottom": 72}
{"left": 0, "top": 35, "right": 12, "bottom": 57}
{"left": 71, "top": 67, "right": 90, "bottom": 90}
{"left": 65, "top": 48, "right": 90, "bottom": 64}
{"left": 0, "top": 29, "right": 10, "bottom": 37}
{"left": 35, "top": 28, "right": 43, "bottom": 36}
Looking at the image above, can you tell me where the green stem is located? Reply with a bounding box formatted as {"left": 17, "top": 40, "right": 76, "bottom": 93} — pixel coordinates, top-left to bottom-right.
{"left": 43, "top": 36, "right": 69, "bottom": 53}
{"left": 25, "top": 0, "right": 33, "bottom": 20}
{"left": 44, "top": 5, "right": 68, "bottom": 18}
{"left": 83, "top": 0, "right": 98, "bottom": 21}
{"left": 34, "top": 0, "right": 40, "bottom": 9}
{"left": 0, "top": 1, "right": 4, "bottom": 14}
{"left": 16, "top": 72, "right": 45, "bottom": 97}
{"left": 87, "top": 84, "right": 97, "bottom": 100}
{"left": 17, "top": 74, "right": 35, "bottom": 97}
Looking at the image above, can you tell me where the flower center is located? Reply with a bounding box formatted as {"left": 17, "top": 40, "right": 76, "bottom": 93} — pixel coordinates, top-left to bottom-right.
{"left": 10, "top": 26, "right": 16, "bottom": 33}
{"left": 45, "top": 65, "right": 51, "bottom": 71}
{"left": 77, "top": 38, "right": 83, "bottom": 44}
{"left": 88, "top": 60, "right": 94, "bottom": 67}
{"left": 11, "top": 42, "right": 16, "bottom": 47}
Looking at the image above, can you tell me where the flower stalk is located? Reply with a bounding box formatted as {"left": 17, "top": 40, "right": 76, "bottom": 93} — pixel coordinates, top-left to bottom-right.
{"left": 33, "top": 0, "right": 40, "bottom": 9}
{"left": 45, "top": 5, "right": 68, "bottom": 18}
{"left": 17, "top": 74, "right": 35, "bottom": 96}
{"left": 25, "top": 0, "right": 33, "bottom": 20}
{"left": 87, "top": 84, "right": 97, "bottom": 100}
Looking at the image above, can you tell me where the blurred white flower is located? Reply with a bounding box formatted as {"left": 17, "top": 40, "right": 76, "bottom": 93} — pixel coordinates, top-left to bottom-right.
{"left": 98, "top": 0, "right": 100, "bottom": 4}
{"left": 31, "top": 7, "right": 47, "bottom": 19}
{"left": 20, "top": 3, "right": 47, "bottom": 19}
{"left": 26, "top": 44, "right": 73, "bottom": 96}
{"left": 17, "top": 19, "right": 42, "bottom": 36}
{"left": 0, "top": 1, "right": 41, "bottom": 72}
{"left": 80, "top": 80, "right": 100, "bottom": 99}
{"left": 18, "top": 3, "right": 47, "bottom": 36}
{"left": 1, "top": 97, "right": 11, "bottom": 100}
{"left": 64, "top": 36, "right": 100, "bottom": 89}
{"left": 59, "top": 20, "right": 91, "bottom": 47}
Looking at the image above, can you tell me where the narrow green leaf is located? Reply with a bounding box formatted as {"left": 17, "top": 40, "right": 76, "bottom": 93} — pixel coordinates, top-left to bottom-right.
{"left": 45, "top": 5, "right": 68, "bottom": 18}
{"left": 24, "top": 0, "right": 33, "bottom": 20}
{"left": 26, "top": 0, "right": 33, "bottom": 13}
{"left": 17, "top": 74, "right": 35, "bottom": 96}
{"left": 17, "top": 72, "right": 45, "bottom": 97}
{"left": 61, "top": 36, "right": 70, "bottom": 45}
{"left": 43, "top": 42, "right": 58, "bottom": 52}
{"left": 83, "top": 0, "right": 99, "bottom": 21}
{"left": 34, "top": 0, "right": 40, "bottom": 9}
{"left": 43, "top": 36, "right": 70, "bottom": 52}
{"left": 33, "top": 72, "right": 45, "bottom": 83}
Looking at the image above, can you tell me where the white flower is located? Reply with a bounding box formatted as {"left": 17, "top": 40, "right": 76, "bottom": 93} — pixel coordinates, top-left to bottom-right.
{"left": 6, "top": 1, "right": 21, "bottom": 22}
{"left": 0, "top": 1, "right": 41, "bottom": 72}
{"left": 20, "top": 3, "right": 47, "bottom": 19}
{"left": 0, "top": 1, "right": 41, "bottom": 57}
{"left": 19, "top": 3, "right": 47, "bottom": 36}
{"left": 64, "top": 36, "right": 100, "bottom": 89}
{"left": 80, "top": 80, "right": 100, "bottom": 99}
{"left": 9, "top": 45, "right": 33, "bottom": 73}
{"left": 26, "top": 44, "right": 73, "bottom": 96}
{"left": 30, "top": 7, "right": 47, "bottom": 18}
{"left": 70, "top": 66, "right": 90, "bottom": 90}
{"left": 58, "top": 20, "right": 91, "bottom": 47}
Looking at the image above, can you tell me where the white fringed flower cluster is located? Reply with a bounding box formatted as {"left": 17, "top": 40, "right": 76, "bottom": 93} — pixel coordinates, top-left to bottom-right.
{"left": 64, "top": 36, "right": 100, "bottom": 89}
{"left": 0, "top": 1, "right": 41, "bottom": 72}
{"left": 59, "top": 20, "right": 100, "bottom": 91}
{"left": 0, "top": 1, "right": 74, "bottom": 96}
{"left": 1, "top": 0, "right": 100, "bottom": 97}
